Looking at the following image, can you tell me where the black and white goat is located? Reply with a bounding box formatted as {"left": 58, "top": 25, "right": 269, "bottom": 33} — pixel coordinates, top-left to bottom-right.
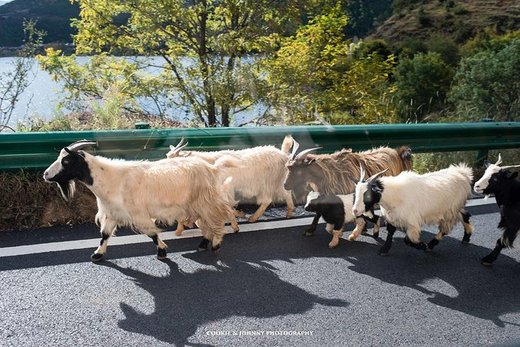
{"left": 474, "top": 154, "right": 520, "bottom": 265}
{"left": 304, "top": 191, "right": 380, "bottom": 248}
{"left": 43, "top": 140, "right": 234, "bottom": 261}
{"left": 352, "top": 164, "right": 474, "bottom": 255}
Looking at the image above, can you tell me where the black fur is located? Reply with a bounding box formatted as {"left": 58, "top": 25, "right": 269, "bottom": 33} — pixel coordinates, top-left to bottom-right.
{"left": 481, "top": 169, "right": 520, "bottom": 265}
{"left": 49, "top": 150, "right": 93, "bottom": 200}
{"left": 360, "top": 179, "right": 384, "bottom": 213}
{"left": 305, "top": 194, "right": 345, "bottom": 231}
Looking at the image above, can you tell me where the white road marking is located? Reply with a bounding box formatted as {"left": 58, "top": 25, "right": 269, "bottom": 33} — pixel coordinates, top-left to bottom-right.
{"left": 0, "top": 197, "right": 497, "bottom": 257}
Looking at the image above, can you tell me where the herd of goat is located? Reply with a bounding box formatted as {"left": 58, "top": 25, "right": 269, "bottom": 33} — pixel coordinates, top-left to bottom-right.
{"left": 43, "top": 136, "right": 520, "bottom": 266}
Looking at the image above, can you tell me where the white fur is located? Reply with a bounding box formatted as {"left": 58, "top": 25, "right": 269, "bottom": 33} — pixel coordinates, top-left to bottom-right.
{"left": 353, "top": 164, "right": 473, "bottom": 243}
{"left": 166, "top": 136, "right": 295, "bottom": 222}
{"left": 45, "top": 151, "right": 234, "bottom": 256}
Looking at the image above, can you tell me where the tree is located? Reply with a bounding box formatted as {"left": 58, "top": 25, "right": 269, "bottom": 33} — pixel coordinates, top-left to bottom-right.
{"left": 394, "top": 52, "right": 454, "bottom": 122}
{"left": 38, "top": 0, "right": 310, "bottom": 127}
{"left": 449, "top": 37, "right": 520, "bottom": 121}
{"left": 0, "top": 20, "right": 45, "bottom": 131}
{"left": 263, "top": 7, "right": 397, "bottom": 124}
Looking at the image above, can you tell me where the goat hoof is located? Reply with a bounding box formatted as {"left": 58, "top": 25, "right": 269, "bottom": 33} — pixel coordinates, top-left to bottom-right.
{"left": 91, "top": 253, "right": 104, "bottom": 262}
{"left": 304, "top": 230, "right": 314, "bottom": 237}
{"left": 462, "top": 234, "right": 471, "bottom": 244}
{"left": 197, "top": 239, "right": 209, "bottom": 251}
{"left": 157, "top": 248, "right": 167, "bottom": 259}
{"left": 211, "top": 244, "right": 221, "bottom": 252}
{"left": 481, "top": 256, "right": 495, "bottom": 266}
{"left": 372, "top": 232, "right": 379, "bottom": 239}
{"left": 378, "top": 248, "right": 390, "bottom": 256}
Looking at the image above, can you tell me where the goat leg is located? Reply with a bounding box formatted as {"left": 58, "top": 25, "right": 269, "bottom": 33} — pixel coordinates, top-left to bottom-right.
{"left": 304, "top": 213, "right": 321, "bottom": 236}
{"left": 379, "top": 223, "right": 396, "bottom": 255}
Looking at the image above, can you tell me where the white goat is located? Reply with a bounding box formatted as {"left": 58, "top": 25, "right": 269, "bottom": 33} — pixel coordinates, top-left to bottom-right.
{"left": 304, "top": 191, "right": 380, "bottom": 248}
{"left": 352, "top": 164, "right": 474, "bottom": 255}
{"left": 166, "top": 136, "right": 295, "bottom": 223}
{"left": 43, "top": 140, "right": 235, "bottom": 262}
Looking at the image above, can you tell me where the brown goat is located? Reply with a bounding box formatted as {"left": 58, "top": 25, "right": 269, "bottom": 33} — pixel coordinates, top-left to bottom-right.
{"left": 284, "top": 145, "right": 412, "bottom": 236}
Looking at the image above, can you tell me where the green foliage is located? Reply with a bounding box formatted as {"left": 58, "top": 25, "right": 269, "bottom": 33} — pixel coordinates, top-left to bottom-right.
{"left": 394, "top": 52, "right": 454, "bottom": 122}
{"left": 449, "top": 37, "right": 520, "bottom": 121}
{"left": 427, "top": 35, "right": 460, "bottom": 66}
{"left": 263, "top": 8, "right": 397, "bottom": 124}
{"left": 39, "top": 0, "right": 313, "bottom": 127}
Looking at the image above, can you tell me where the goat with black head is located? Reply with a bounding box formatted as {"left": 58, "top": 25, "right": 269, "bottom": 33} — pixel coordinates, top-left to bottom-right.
{"left": 474, "top": 154, "right": 520, "bottom": 265}
{"left": 284, "top": 142, "right": 412, "bottom": 237}
{"left": 44, "top": 140, "right": 234, "bottom": 262}
{"left": 352, "top": 164, "right": 474, "bottom": 255}
{"left": 304, "top": 191, "right": 380, "bottom": 248}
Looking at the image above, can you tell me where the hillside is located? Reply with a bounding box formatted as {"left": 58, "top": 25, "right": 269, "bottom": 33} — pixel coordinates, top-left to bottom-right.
{"left": 0, "top": 0, "right": 78, "bottom": 47}
{"left": 371, "top": 0, "right": 520, "bottom": 44}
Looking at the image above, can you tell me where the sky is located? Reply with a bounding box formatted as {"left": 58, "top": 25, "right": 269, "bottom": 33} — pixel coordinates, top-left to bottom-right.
{"left": 0, "top": 0, "right": 14, "bottom": 6}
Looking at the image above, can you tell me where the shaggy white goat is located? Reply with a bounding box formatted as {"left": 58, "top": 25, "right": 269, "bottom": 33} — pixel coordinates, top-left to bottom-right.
{"left": 43, "top": 140, "right": 235, "bottom": 261}
{"left": 352, "top": 164, "right": 474, "bottom": 255}
{"left": 166, "top": 136, "right": 295, "bottom": 223}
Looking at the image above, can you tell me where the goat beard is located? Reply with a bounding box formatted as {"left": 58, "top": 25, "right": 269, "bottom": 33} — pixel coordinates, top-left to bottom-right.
{"left": 55, "top": 179, "right": 77, "bottom": 202}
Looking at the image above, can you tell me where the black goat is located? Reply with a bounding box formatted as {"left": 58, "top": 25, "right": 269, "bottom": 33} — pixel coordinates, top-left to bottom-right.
{"left": 474, "top": 154, "right": 520, "bottom": 265}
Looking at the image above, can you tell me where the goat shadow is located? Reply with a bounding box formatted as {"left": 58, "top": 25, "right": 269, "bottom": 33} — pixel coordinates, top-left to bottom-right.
{"left": 182, "top": 226, "right": 520, "bottom": 329}
{"left": 99, "top": 258, "right": 347, "bottom": 347}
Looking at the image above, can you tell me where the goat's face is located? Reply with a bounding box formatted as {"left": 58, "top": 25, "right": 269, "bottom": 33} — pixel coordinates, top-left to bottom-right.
{"left": 43, "top": 148, "right": 92, "bottom": 201}
{"left": 474, "top": 154, "right": 520, "bottom": 194}
{"left": 304, "top": 191, "right": 322, "bottom": 212}
{"left": 474, "top": 164, "right": 502, "bottom": 194}
{"left": 352, "top": 170, "right": 385, "bottom": 217}
{"left": 475, "top": 169, "right": 518, "bottom": 195}
{"left": 284, "top": 158, "right": 319, "bottom": 198}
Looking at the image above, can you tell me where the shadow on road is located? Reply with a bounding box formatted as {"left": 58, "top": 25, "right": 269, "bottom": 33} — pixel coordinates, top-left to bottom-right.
{"left": 99, "top": 258, "right": 347, "bottom": 346}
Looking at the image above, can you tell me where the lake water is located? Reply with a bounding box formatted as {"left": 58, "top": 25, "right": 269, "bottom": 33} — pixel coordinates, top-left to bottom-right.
{"left": 0, "top": 56, "right": 264, "bottom": 129}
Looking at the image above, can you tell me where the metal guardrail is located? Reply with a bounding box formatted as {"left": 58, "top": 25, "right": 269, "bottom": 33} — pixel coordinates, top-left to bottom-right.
{"left": 1, "top": 122, "right": 520, "bottom": 171}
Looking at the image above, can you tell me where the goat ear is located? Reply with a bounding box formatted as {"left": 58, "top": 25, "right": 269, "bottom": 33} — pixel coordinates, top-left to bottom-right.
{"left": 304, "top": 158, "right": 315, "bottom": 165}
{"left": 371, "top": 182, "right": 383, "bottom": 193}
{"left": 483, "top": 160, "right": 491, "bottom": 168}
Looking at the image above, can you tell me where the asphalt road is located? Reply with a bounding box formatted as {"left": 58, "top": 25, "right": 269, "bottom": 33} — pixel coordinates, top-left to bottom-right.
{"left": 1, "top": 202, "right": 519, "bottom": 347}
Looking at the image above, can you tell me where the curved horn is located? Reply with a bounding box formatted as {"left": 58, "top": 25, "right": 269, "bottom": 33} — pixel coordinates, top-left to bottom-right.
{"left": 295, "top": 147, "right": 321, "bottom": 160}
{"left": 358, "top": 165, "right": 366, "bottom": 182}
{"left": 289, "top": 139, "right": 300, "bottom": 160}
{"left": 500, "top": 164, "right": 520, "bottom": 170}
{"left": 66, "top": 139, "right": 97, "bottom": 152}
{"left": 170, "top": 138, "right": 189, "bottom": 156}
{"left": 367, "top": 169, "right": 388, "bottom": 182}
{"left": 495, "top": 153, "right": 502, "bottom": 166}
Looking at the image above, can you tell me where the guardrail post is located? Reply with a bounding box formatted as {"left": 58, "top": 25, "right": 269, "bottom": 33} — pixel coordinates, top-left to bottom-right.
{"left": 474, "top": 118, "right": 493, "bottom": 168}
{"left": 135, "top": 122, "right": 150, "bottom": 129}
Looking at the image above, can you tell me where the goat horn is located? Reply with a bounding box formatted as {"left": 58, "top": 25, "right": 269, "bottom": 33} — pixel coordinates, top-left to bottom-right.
{"left": 289, "top": 138, "right": 300, "bottom": 160}
{"left": 295, "top": 147, "right": 321, "bottom": 160}
{"left": 359, "top": 165, "right": 366, "bottom": 182}
{"left": 495, "top": 153, "right": 502, "bottom": 166}
{"left": 171, "top": 138, "right": 189, "bottom": 154}
{"left": 367, "top": 169, "right": 388, "bottom": 182}
{"left": 66, "top": 139, "right": 98, "bottom": 152}
{"left": 500, "top": 164, "right": 520, "bottom": 170}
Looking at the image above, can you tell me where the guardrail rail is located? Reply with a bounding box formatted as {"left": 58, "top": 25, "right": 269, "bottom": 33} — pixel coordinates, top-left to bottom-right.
{"left": 1, "top": 122, "right": 520, "bottom": 171}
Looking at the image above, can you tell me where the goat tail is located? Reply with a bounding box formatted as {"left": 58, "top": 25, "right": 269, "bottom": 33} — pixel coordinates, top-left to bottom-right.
{"left": 281, "top": 135, "right": 294, "bottom": 154}
{"left": 397, "top": 146, "right": 413, "bottom": 171}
